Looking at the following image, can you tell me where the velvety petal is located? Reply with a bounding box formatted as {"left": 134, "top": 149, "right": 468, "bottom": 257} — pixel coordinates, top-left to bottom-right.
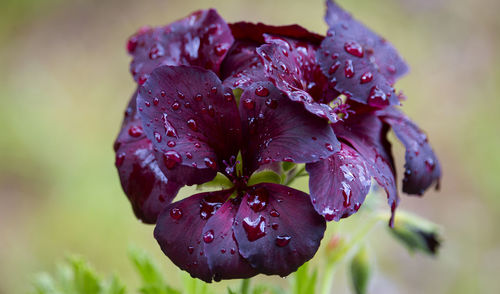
{"left": 317, "top": 0, "right": 409, "bottom": 107}
{"left": 154, "top": 189, "right": 233, "bottom": 282}
{"left": 306, "top": 143, "right": 372, "bottom": 221}
{"left": 137, "top": 66, "right": 242, "bottom": 185}
{"left": 114, "top": 91, "right": 181, "bottom": 224}
{"left": 233, "top": 183, "right": 326, "bottom": 276}
{"left": 239, "top": 81, "right": 340, "bottom": 175}
{"left": 378, "top": 107, "right": 441, "bottom": 195}
{"left": 229, "top": 22, "right": 324, "bottom": 45}
{"left": 333, "top": 109, "right": 399, "bottom": 219}
{"left": 257, "top": 40, "right": 339, "bottom": 122}
{"left": 202, "top": 200, "right": 257, "bottom": 281}
{"left": 221, "top": 41, "right": 267, "bottom": 89}
{"left": 128, "top": 9, "right": 234, "bottom": 83}
{"left": 324, "top": 0, "right": 408, "bottom": 82}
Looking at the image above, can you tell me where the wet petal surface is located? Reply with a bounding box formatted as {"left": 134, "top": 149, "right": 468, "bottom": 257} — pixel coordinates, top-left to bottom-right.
{"left": 114, "top": 91, "right": 181, "bottom": 223}
{"left": 306, "top": 143, "right": 372, "bottom": 221}
{"left": 233, "top": 183, "right": 326, "bottom": 276}
{"left": 128, "top": 9, "right": 234, "bottom": 83}
{"left": 154, "top": 189, "right": 232, "bottom": 282}
{"left": 239, "top": 82, "right": 340, "bottom": 175}
{"left": 317, "top": 0, "right": 408, "bottom": 107}
{"left": 378, "top": 107, "right": 441, "bottom": 195}
{"left": 137, "top": 66, "right": 242, "bottom": 185}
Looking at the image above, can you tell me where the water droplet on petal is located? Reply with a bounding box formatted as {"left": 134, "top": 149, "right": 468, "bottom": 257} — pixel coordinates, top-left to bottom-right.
{"left": 255, "top": 86, "right": 270, "bottom": 97}
{"left": 344, "top": 41, "right": 364, "bottom": 58}
{"left": 163, "top": 150, "right": 182, "bottom": 169}
{"left": 187, "top": 246, "right": 194, "bottom": 254}
{"left": 171, "top": 102, "right": 180, "bottom": 110}
{"left": 170, "top": 207, "right": 182, "bottom": 220}
{"left": 154, "top": 131, "right": 162, "bottom": 143}
{"left": 247, "top": 188, "right": 269, "bottom": 212}
{"left": 344, "top": 60, "right": 355, "bottom": 78}
{"left": 242, "top": 216, "right": 266, "bottom": 241}
{"left": 214, "top": 44, "right": 228, "bottom": 56}
{"left": 126, "top": 36, "right": 138, "bottom": 53}
{"left": 224, "top": 92, "right": 233, "bottom": 101}
{"left": 275, "top": 235, "right": 291, "bottom": 247}
{"left": 128, "top": 126, "right": 143, "bottom": 137}
{"left": 360, "top": 72, "right": 373, "bottom": 84}
{"left": 328, "top": 61, "right": 341, "bottom": 75}
{"left": 243, "top": 98, "right": 255, "bottom": 110}
{"left": 167, "top": 140, "right": 176, "bottom": 147}
{"left": 270, "top": 209, "right": 280, "bottom": 217}
{"left": 204, "top": 157, "right": 217, "bottom": 170}
{"left": 265, "top": 98, "right": 278, "bottom": 109}
{"left": 325, "top": 143, "right": 334, "bottom": 152}
{"left": 187, "top": 119, "right": 198, "bottom": 131}
{"left": 115, "top": 153, "right": 125, "bottom": 167}
{"left": 203, "top": 230, "right": 214, "bottom": 243}
{"left": 153, "top": 97, "right": 159, "bottom": 105}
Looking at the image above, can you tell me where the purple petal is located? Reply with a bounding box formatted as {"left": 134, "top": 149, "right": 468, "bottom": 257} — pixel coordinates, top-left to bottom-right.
{"left": 221, "top": 41, "right": 267, "bottom": 89}
{"left": 306, "top": 143, "right": 372, "bottom": 221}
{"left": 202, "top": 200, "right": 258, "bottom": 281}
{"left": 233, "top": 183, "right": 326, "bottom": 276}
{"left": 229, "top": 22, "right": 324, "bottom": 45}
{"left": 114, "top": 91, "right": 181, "bottom": 224}
{"left": 257, "top": 40, "right": 339, "bottom": 122}
{"left": 137, "top": 65, "right": 242, "bottom": 185}
{"left": 333, "top": 107, "right": 399, "bottom": 220}
{"left": 154, "top": 189, "right": 233, "bottom": 282}
{"left": 317, "top": 1, "right": 409, "bottom": 107}
{"left": 378, "top": 107, "right": 441, "bottom": 195}
{"left": 239, "top": 81, "right": 340, "bottom": 175}
{"left": 128, "top": 9, "right": 234, "bottom": 83}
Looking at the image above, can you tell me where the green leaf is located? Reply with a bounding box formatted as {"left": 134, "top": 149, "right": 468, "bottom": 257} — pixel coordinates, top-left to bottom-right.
{"left": 227, "top": 287, "right": 237, "bottom": 294}
{"left": 32, "top": 273, "right": 61, "bottom": 294}
{"left": 349, "top": 245, "right": 372, "bottom": 294}
{"left": 68, "top": 256, "right": 102, "bottom": 294}
{"left": 101, "top": 275, "right": 126, "bottom": 294}
{"left": 197, "top": 172, "right": 233, "bottom": 190}
{"left": 247, "top": 170, "right": 282, "bottom": 186}
{"left": 240, "top": 279, "right": 250, "bottom": 294}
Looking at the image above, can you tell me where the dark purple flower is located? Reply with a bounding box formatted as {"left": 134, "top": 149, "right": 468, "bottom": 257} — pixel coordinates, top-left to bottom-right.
{"left": 114, "top": 0, "right": 441, "bottom": 282}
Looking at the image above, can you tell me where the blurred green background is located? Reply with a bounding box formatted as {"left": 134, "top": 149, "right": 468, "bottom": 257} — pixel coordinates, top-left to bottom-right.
{"left": 1, "top": 0, "right": 499, "bottom": 293}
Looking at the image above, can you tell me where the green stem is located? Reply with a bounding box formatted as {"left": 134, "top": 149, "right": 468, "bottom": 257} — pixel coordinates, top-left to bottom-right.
{"left": 240, "top": 279, "right": 250, "bottom": 294}
{"left": 285, "top": 165, "right": 307, "bottom": 186}
{"left": 320, "top": 215, "right": 384, "bottom": 294}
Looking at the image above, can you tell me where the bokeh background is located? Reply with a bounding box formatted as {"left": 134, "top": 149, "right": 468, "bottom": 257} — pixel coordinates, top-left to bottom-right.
{"left": 1, "top": 0, "right": 499, "bottom": 293}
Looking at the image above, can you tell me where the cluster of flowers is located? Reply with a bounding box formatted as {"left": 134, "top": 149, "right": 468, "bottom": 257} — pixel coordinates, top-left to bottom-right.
{"left": 114, "top": 0, "right": 440, "bottom": 282}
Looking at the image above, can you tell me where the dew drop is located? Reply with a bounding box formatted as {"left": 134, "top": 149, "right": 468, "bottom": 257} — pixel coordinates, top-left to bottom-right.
{"left": 275, "top": 235, "right": 291, "bottom": 247}
{"left": 344, "top": 41, "right": 364, "bottom": 58}
{"left": 247, "top": 188, "right": 269, "bottom": 212}
{"left": 265, "top": 98, "right": 278, "bottom": 109}
{"left": 167, "top": 140, "right": 176, "bottom": 147}
{"left": 203, "top": 230, "right": 214, "bottom": 243}
{"left": 163, "top": 150, "right": 182, "bottom": 169}
{"left": 325, "top": 143, "right": 334, "bottom": 152}
{"left": 115, "top": 152, "right": 125, "bottom": 167}
{"left": 186, "top": 152, "right": 193, "bottom": 159}
{"left": 171, "top": 102, "right": 180, "bottom": 110}
{"left": 138, "top": 75, "right": 147, "bottom": 85}
{"left": 271, "top": 223, "right": 279, "bottom": 230}
{"left": 128, "top": 126, "right": 143, "bottom": 137}
{"left": 187, "top": 246, "right": 194, "bottom": 254}
{"left": 187, "top": 119, "right": 198, "bottom": 131}
{"left": 194, "top": 93, "right": 203, "bottom": 102}
{"left": 242, "top": 98, "right": 255, "bottom": 110}
{"left": 270, "top": 209, "right": 280, "bottom": 217}
{"left": 153, "top": 97, "right": 159, "bottom": 105}
{"left": 344, "top": 60, "right": 355, "bottom": 78}
{"left": 204, "top": 157, "right": 217, "bottom": 170}
{"left": 126, "top": 36, "right": 138, "bottom": 53}
{"left": 224, "top": 92, "right": 233, "bottom": 101}
{"left": 328, "top": 61, "right": 341, "bottom": 75}
{"left": 154, "top": 131, "right": 162, "bottom": 143}
{"left": 242, "top": 216, "right": 266, "bottom": 241}
{"left": 170, "top": 207, "right": 182, "bottom": 220}
{"left": 255, "top": 85, "right": 270, "bottom": 97}
{"left": 149, "top": 43, "right": 164, "bottom": 59}
{"left": 214, "top": 44, "right": 228, "bottom": 56}
{"left": 360, "top": 72, "right": 373, "bottom": 84}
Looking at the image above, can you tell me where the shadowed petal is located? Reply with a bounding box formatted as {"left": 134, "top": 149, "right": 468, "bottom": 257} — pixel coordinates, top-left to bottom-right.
{"left": 378, "top": 107, "right": 441, "bottom": 195}
{"left": 203, "top": 200, "right": 258, "bottom": 281}
{"left": 154, "top": 189, "right": 233, "bottom": 282}
{"left": 333, "top": 108, "right": 399, "bottom": 220}
{"left": 239, "top": 81, "right": 340, "bottom": 175}
{"left": 257, "top": 39, "right": 339, "bottom": 122}
{"left": 221, "top": 41, "right": 267, "bottom": 89}
{"left": 128, "top": 9, "right": 234, "bottom": 83}
{"left": 317, "top": 0, "right": 408, "bottom": 107}
{"left": 114, "top": 91, "right": 181, "bottom": 224}
{"left": 306, "top": 143, "right": 372, "bottom": 221}
{"left": 137, "top": 66, "right": 242, "bottom": 185}
{"left": 233, "top": 183, "right": 326, "bottom": 276}
{"left": 229, "top": 22, "right": 324, "bottom": 45}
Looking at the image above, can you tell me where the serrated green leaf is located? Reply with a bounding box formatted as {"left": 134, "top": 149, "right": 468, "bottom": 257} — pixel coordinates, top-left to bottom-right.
{"left": 69, "top": 257, "right": 102, "bottom": 294}
{"left": 101, "top": 275, "right": 126, "bottom": 294}
{"left": 32, "top": 273, "right": 61, "bottom": 294}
